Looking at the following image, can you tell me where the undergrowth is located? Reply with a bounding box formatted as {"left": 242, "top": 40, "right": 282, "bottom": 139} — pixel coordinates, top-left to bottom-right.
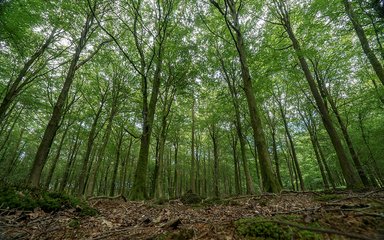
{"left": 235, "top": 216, "right": 322, "bottom": 240}
{"left": 0, "top": 185, "right": 98, "bottom": 216}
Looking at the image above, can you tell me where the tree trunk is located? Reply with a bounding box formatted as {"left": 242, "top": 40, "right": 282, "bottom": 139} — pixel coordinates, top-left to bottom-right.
{"left": 59, "top": 126, "right": 82, "bottom": 193}
{"left": 219, "top": 53, "right": 255, "bottom": 194}
{"left": 44, "top": 121, "right": 71, "bottom": 190}
{"left": 271, "top": 126, "right": 283, "bottom": 187}
{"left": 343, "top": 0, "right": 384, "bottom": 86}
{"left": 77, "top": 92, "right": 107, "bottom": 196}
{"left": 277, "top": 98, "right": 305, "bottom": 191}
{"left": 153, "top": 85, "right": 174, "bottom": 198}
{"left": 2, "top": 129, "right": 24, "bottom": 180}
{"left": 190, "top": 97, "right": 196, "bottom": 193}
{"left": 282, "top": 145, "right": 295, "bottom": 190}
{"left": 313, "top": 63, "right": 371, "bottom": 187}
{"left": 358, "top": 113, "right": 383, "bottom": 186}
{"left": 210, "top": 0, "right": 281, "bottom": 193}
{"left": 0, "top": 29, "right": 56, "bottom": 123}
{"left": 275, "top": 1, "right": 363, "bottom": 189}
{"left": 121, "top": 137, "right": 133, "bottom": 196}
{"left": 129, "top": 55, "right": 163, "bottom": 200}
{"left": 29, "top": 14, "right": 93, "bottom": 188}
{"left": 110, "top": 128, "right": 124, "bottom": 196}
{"left": 230, "top": 131, "right": 241, "bottom": 195}
{"left": 172, "top": 140, "right": 179, "bottom": 198}
{"left": 86, "top": 78, "right": 120, "bottom": 195}
{"left": 209, "top": 124, "right": 220, "bottom": 198}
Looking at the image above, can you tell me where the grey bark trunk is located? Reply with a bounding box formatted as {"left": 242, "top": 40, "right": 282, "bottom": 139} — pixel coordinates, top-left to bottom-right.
{"left": 29, "top": 15, "right": 93, "bottom": 188}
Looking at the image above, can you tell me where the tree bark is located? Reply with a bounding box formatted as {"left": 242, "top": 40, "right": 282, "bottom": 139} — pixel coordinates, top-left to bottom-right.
{"left": 277, "top": 97, "right": 305, "bottom": 191}
{"left": 210, "top": 0, "right": 281, "bottom": 192}
{"left": 44, "top": 120, "right": 71, "bottom": 190}
{"left": 270, "top": 125, "right": 283, "bottom": 187}
{"left": 29, "top": 14, "right": 93, "bottom": 188}
{"left": 190, "top": 97, "right": 197, "bottom": 193}
{"left": 313, "top": 65, "right": 371, "bottom": 187}
{"left": 59, "top": 126, "right": 82, "bottom": 193}
{"left": 218, "top": 53, "right": 255, "bottom": 194}
{"left": 274, "top": 0, "right": 363, "bottom": 189}
{"left": 77, "top": 90, "right": 107, "bottom": 196}
{"left": 209, "top": 123, "right": 220, "bottom": 198}
{"left": 110, "top": 128, "right": 124, "bottom": 196}
{"left": 0, "top": 29, "right": 56, "bottom": 123}
{"left": 343, "top": 0, "right": 384, "bottom": 86}
{"left": 230, "top": 131, "right": 241, "bottom": 195}
{"left": 153, "top": 85, "right": 174, "bottom": 198}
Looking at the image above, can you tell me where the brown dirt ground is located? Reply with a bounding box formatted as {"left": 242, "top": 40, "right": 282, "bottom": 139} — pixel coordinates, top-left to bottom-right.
{"left": 1, "top": 190, "right": 383, "bottom": 239}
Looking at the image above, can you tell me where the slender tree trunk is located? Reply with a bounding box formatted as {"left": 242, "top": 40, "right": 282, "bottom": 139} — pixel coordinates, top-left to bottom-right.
{"left": 29, "top": 15, "right": 93, "bottom": 188}
{"left": 173, "top": 140, "right": 180, "bottom": 198}
{"left": 282, "top": 146, "right": 295, "bottom": 190}
{"left": 203, "top": 151, "right": 207, "bottom": 198}
{"left": 314, "top": 132, "right": 337, "bottom": 190}
{"left": 210, "top": 0, "right": 281, "bottom": 192}
{"left": 86, "top": 89, "right": 119, "bottom": 195}
{"left": 110, "top": 128, "right": 124, "bottom": 196}
{"left": 358, "top": 113, "right": 383, "bottom": 185}
{"left": 0, "top": 29, "right": 56, "bottom": 123}
{"left": 299, "top": 109, "right": 330, "bottom": 190}
{"left": 285, "top": 134, "right": 299, "bottom": 191}
{"left": 77, "top": 93, "right": 106, "bottom": 195}
{"left": 275, "top": 1, "right": 363, "bottom": 189}
{"left": 59, "top": 126, "right": 82, "bottom": 193}
{"left": 343, "top": 0, "right": 384, "bottom": 86}
{"left": 307, "top": 126, "right": 330, "bottom": 190}
{"left": 271, "top": 127, "right": 283, "bottom": 187}
{"left": 152, "top": 137, "right": 161, "bottom": 198}
{"left": 313, "top": 64, "right": 371, "bottom": 187}
{"left": 209, "top": 124, "right": 220, "bottom": 198}
{"left": 219, "top": 54, "right": 255, "bottom": 194}
{"left": 44, "top": 121, "right": 71, "bottom": 190}
{"left": 2, "top": 129, "right": 24, "bottom": 180}
{"left": 121, "top": 137, "right": 133, "bottom": 196}
{"left": 153, "top": 86, "right": 174, "bottom": 198}
{"left": 190, "top": 97, "right": 196, "bottom": 193}
{"left": 277, "top": 99, "right": 305, "bottom": 191}
{"left": 230, "top": 132, "right": 241, "bottom": 195}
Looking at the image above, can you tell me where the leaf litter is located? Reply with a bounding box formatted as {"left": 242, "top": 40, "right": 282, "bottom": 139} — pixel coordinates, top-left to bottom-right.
{"left": 0, "top": 190, "right": 383, "bottom": 239}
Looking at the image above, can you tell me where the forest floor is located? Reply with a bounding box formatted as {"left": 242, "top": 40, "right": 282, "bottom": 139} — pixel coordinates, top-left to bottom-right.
{"left": 0, "top": 190, "right": 383, "bottom": 239}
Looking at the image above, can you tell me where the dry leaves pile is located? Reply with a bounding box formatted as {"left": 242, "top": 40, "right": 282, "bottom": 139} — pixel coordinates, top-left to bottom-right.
{"left": 1, "top": 190, "right": 383, "bottom": 239}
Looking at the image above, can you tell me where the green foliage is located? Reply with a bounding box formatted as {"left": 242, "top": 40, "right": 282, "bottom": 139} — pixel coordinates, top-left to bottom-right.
{"left": 236, "top": 217, "right": 292, "bottom": 239}
{"left": 68, "top": 219, "right": 81, "bottom": 228}
{"left": 0, "top": 185, "right": 98, "bottom": 216}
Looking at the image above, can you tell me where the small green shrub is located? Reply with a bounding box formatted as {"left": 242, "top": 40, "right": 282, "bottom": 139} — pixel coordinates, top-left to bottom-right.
{"left": 235, "top": 217, "right": 292, "bottom": 239}
{"left": 180, "top": 191, "right": 202, "bottom": 204}
{"left": 68, "top": 219, "right": 81, "bottom": 228}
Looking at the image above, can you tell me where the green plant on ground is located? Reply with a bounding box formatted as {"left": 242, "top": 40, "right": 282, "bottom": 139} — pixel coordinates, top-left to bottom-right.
{"left": 314, "top": 194, "right": 343, "bottom": 202}
{"left": 235, "top": 217, "right": 322, "bottom": 240}
{"left": 0, "top": 185, "right": 98, "bottom": 216}
{"left": 180, "top": 191, "right": 202, "bottom": 205}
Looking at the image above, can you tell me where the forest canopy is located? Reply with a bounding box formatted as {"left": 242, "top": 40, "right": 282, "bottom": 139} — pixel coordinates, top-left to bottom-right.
{"left": 0, "top": 0, "right": 383, "bottom": 201}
